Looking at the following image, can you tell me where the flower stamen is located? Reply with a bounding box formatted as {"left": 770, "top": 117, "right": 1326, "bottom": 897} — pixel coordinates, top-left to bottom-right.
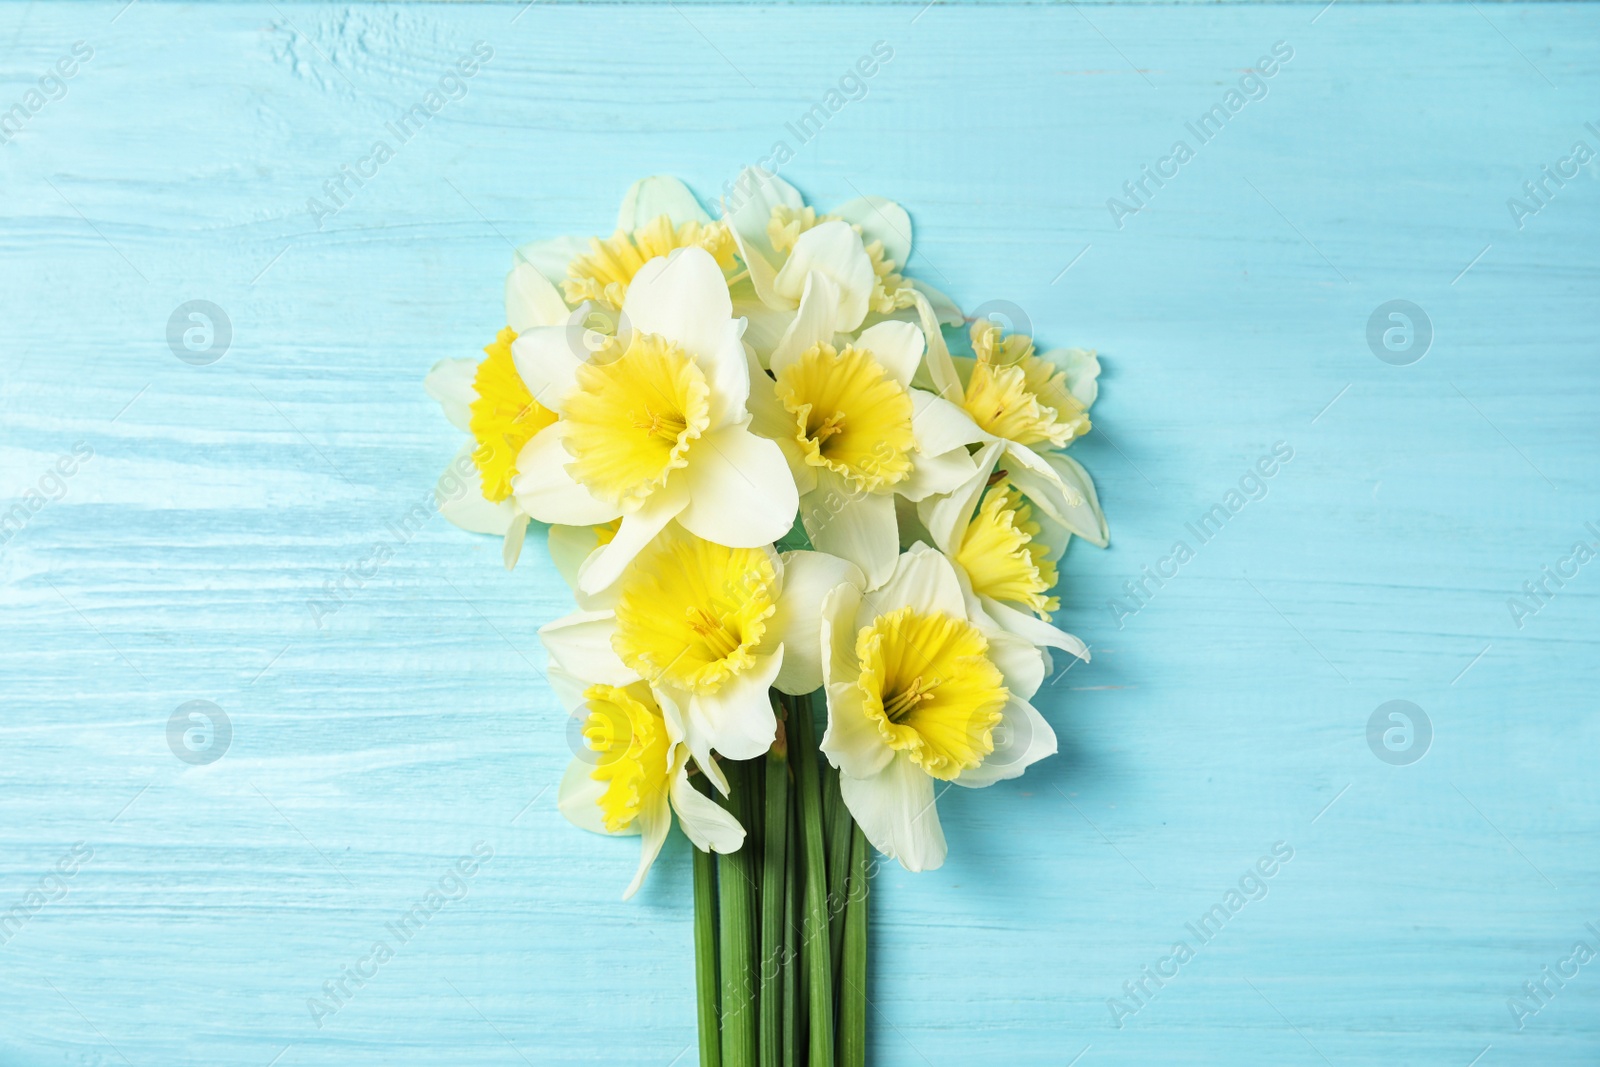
{"left": 883, "top": 675, "right": 937, "bottom": 722}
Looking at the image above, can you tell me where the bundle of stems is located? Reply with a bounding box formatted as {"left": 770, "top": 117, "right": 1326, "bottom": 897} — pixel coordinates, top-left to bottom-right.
{"left": 692, "top": 692, "right": 870, "bottom": 1067}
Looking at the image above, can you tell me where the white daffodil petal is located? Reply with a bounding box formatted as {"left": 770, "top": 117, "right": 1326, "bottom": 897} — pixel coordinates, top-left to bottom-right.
{"left": 997, "top": 449, "right": 1091, "bottom": 550}
{"left": 577, "top": 481, "right": 690, "bottom": 595}
{"left": 677, "top": 426, "right": 799, "bottom": 548}
{"left": 623, "top": 792, "right": 673, "bottom": 900}
{"left": 805, "top": 481, "right": 898, "bottom": 590}
{"left": 438, "top": 446, "right": 517, "bottom": 536}
{"left": 899, "top": 445, "right": 976, "bottom": 504}
{"left": 820, "top": 681, "right": 895, "bottom": 780}
{"left": 866, "top": 543, "right": 966, "bottom": 621}
{"left": 1043, "top": 451, "right": 1110, "bottom": 547}
{"left": 670, "top": 760, "right": 747, "bottom": 853}
{"left": 917, "top": 440, "right": 1003, "bottom": 554}
{"left": 731, "top": 286, "right": 793, "bottom": 363}
{"left": 618, "top": 175, "right": 711, "bottom": 230}
{"left": 702, "top": 320, "right": 753, "bottom": 430}
{"left": 911, "top": 390, "right": 988, "bottom": 456}
{"left": 840, "top": 756, "right": 947, "bottom": 873}
{"left": 726, "top": 166, "right": 804, "bottom": 262}
{"left": 510, "top": 326, "right": 590, "bottom": 415}
{"left": 1004, "top": 450, "right": 1105, "bottom": 548}
{"left": 557, "top": 759, "right": 628, "bottom": 837}
{"left": 954, "top": 696, "right": 1056, "bottom": 789}
{"left": 548, "top": 524, "right": 600, "bottom": 593}
{"left": 728, "top": 219, "right": 786, "bottom": 312}
{"left": 675, "top": 690, "right": 730, "bottom": 797}
{"left": 687, "top": 650, "right": 783, "bottom": 761}
{"left": 744, "top": 346, "right": 802, "bottom": 443}
{"left": 744, "top": 351, "right": 817, "bottom": 495}
{"left": 515, "top": 234, "right": 591, "bottom": 288}
{"left": 774, "top": 221, "right": 874, "bottom": 332}
{"left": 622, "top": 246, "right": 733, "bottom": 363}
{"left": 980, "top": 595, "right": 1090, "bottom": 664}
{"left": 911, "top": 291, "right": 963, "bottom": 399}
{"left": 501, "top": 512, "right": 529, "bottom": 569}
{"left": 855, "top": 319, "right": 924, "bottom": 390}
{"left": 910, "top": 279, "right": 965, "bottom": 327}
{"left": 545, "top": 664, "right": 591, "bottom": 711}
{"left": 770, "top": 271, "right": 842, "bottom": 379}
{"left": 511, "top": 426, "right": 621, "bottom": 527}
{"left": 980, "top": 623, "right": 1048, "bottom": 700}
{"left": 771, "top": 550, "right": 866, "bottom": 695}
{"left": 538, "top": 609, "right": 637, "bottom": 686}
{"left": 505, "top": 260, "right": 570, "bottom": 333}
{"left": 832, "top": 196, "right": 912, "bottom": 267}
{"left": 1042, "top": 346, "right": 1100, "bottom": 409}
{"left": 821, "top": 579, "right": 865, "bottom": 686}
{"left": 424, "top": 358, "right": 478, "bottom": 432}
{"left": 1030, "top": 502, "right": 1072, "bottom": 564}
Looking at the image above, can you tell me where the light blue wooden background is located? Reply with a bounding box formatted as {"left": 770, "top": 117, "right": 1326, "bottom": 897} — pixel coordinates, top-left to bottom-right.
{"left": 1, "top": 1, "right": 1597, "bottom": 1064}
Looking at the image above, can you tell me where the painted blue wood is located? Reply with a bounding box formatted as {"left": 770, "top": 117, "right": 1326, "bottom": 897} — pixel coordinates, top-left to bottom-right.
{"left": 0, "top": 3, "right": 1596, "bottom": 1065}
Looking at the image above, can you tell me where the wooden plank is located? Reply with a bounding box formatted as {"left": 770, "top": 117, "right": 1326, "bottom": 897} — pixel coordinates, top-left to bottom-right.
{"left": 0, "top": 2, "right": 1596, "bottom": 1064}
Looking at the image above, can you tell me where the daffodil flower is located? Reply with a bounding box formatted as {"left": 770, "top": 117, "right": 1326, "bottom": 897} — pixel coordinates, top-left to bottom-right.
{"left": 818, "top": 544, "right": 1056, "bottom": 872}
{"left": 745, "top": 272, "right": 979, "bottom": 586}
{"left": 540, "top": 526, "right": 861, "bottom": 792}
{"left": 912, "top": 295, "right": 1109, "bottom": 547}
{"left": 723, "top": 167, "right": 964, "bottom": 361}
{"left": 549, "top": 668, "right": 745, "bottom": 900}
{"left": 423, "top": 252, "right": 577, "bottom": 567}
{"left": 512, "top": 175, "right": 740, "bottom": 315}
{"left": 918, "top": 440, "right": 1091, "bottom": 665}
{"left": 508, "top": 245, "right": 799, "bottom": 594}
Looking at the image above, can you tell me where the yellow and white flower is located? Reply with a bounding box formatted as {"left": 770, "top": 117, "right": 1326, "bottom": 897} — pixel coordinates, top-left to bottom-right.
{"left": 918, "top": 440, "right": 1090, "bottom": 663}
{"left": 912, "top": 297, "right": 1109, "bottom": 546}
{"left": 818, "top": 544, "right": 1056, "bottom": 872}
{"left": 744, "top": 271, "right": 978, "bottom": 586}
{"left": 540, "top": 526, "right": 861, "bottom": 792}
{"left": 508, "top": 244, "right": 798, "bottom": 594}
{"left": 423, "top": 252, "right": 578, "bottom": 567}
{"left": 550, "top": 668, "right": 744, "bottom": 899}
{"left": 513, "top": 175, "right": 739, "bottom": 317}
{"left": 425, "top": 178, "right": 719, "bottom": 569}
{"left": 723, "top": 167, "right": 964, "bottom": 361}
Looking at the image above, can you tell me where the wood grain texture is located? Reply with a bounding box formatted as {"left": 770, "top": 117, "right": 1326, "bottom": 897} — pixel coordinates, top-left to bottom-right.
{"left": 0, "top": 2, "right": 1597, "bottom": 1065}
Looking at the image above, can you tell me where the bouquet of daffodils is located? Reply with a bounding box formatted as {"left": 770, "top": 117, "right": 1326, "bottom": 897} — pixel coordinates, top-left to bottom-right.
{"left": 424, "top": 168, "right": 1108, "bottom": 1065}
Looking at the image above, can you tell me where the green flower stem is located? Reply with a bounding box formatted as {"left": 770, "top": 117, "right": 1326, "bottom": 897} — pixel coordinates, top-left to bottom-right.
{"left": 693, "top": 840, "right": 722, "bottom": 1067}
{"left": 837, "top": 822, "right": 869, "bottom": 1067}
{"left": 718, "top": 759, "right": 759, "bottom": 1067}
{"left": 759, "top": 728, "right": 789, "bottom": 1067}
{"left": 790, "top": 777, "right": 806, "bottom": 1067}
{"left": 791, "top": 694, "right": 836, "bottom": 1066}
{"left": 783, "top": 786, "right": 801, "bottom": 1067}
{"left": 824, "top": 768, "right": 851, "bottom": 981}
